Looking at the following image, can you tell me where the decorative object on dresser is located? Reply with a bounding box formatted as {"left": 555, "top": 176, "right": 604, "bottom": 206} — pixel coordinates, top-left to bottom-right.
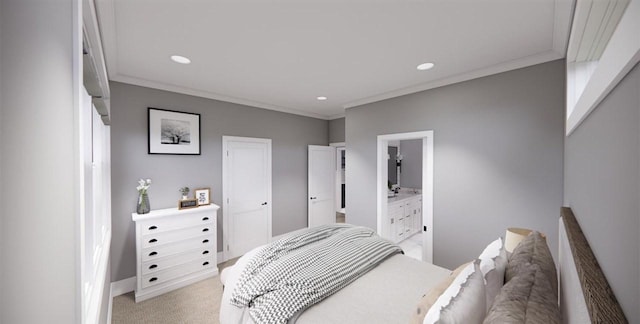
{"left": 132, "top": 204, "right": 219, "bottom": 302}
{"left": 194, "top": 188, "right": 211, "bottom": 206}
{"left": 148, "top": 107, "right": 201, "bottom": 155}
{"left": 179, "top": 199, "right": 198, "bottom": 210}
{"left": 136, "top": 178, "right": 152, "bottom": 214}
{"left": 179, "top": 186, "right": 190, "bottom": 200}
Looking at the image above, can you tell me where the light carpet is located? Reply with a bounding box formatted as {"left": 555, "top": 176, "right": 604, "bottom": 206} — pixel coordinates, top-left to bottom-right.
{"left": 112, "top": 277, "right": 222, "bottom": 324}
{"left": 112, "top": 259, "right": 237, "bottom": 324}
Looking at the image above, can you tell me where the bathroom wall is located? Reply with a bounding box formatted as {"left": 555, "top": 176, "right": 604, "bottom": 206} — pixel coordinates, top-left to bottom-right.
{"left": 399, "top": 139, "right": 422, "bottom": 189}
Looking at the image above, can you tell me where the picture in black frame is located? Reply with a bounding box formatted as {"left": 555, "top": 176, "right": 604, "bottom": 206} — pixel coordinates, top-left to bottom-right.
{"left": 148, "top": 107, "right": 201, "bottom": 155}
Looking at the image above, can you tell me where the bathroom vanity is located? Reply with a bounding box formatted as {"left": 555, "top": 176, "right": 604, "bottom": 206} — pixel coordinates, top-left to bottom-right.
{"left": 382, "top": 191, "right": 422, "bottom": 243}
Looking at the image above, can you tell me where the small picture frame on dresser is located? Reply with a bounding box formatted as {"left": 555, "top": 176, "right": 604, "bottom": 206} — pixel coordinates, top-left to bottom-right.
{"left": 178, "top": 198, "right": 198, "bottom": 210}
{"left": 194, "top": 188, "right": 211, "bottom": 206}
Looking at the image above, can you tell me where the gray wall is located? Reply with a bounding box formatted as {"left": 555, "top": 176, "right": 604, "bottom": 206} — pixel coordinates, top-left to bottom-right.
{"left": 329, "top": 117, "right": 345, "bottom": 143}
{"left": 564, "top": 63, "right": 639, "bottom": 323}
{"left": 0, "top": 2, "right": 3, "bottom": 306}
{"left": 1, "top": 0, "right": 80, "bottom": 322}
{"left": 345, "top": 60, "right": 565, "bottom": 269}
{"left": 110, "top": 82, "right": 328, "bottom": 281}
{"left": 400, "top": 139, "right": 423, "bottom": 189}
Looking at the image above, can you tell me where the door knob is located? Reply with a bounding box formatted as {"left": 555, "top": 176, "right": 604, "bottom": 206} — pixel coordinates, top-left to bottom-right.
{"left": 310, "top": 197, "right": 317, "bottom": 200}
{"left": 261, "top": 202, "right": 267, "bottom": 205}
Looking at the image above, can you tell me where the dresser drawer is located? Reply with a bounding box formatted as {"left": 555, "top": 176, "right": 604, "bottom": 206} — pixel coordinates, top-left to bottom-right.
{"left": 142, "top": 224, "right": 214, "bottom": 249}
{"left": 142, "top": 237, "right": 214, "bottom": 262}
{"left": 140, "top": 213, "right": 214, "bottom": 235}
{"left": 142, "top": 247, "right": 214, "bottom": 275}
{"left": 141, "top": 256, "right": 215, "bottom": 289}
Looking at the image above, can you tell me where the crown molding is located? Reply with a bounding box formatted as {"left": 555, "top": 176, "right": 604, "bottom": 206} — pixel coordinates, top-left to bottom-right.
{"left": 111, "top": 74, "right": 332, "bottom": 120}
{"left": 343, "top": 51, "right": 563, "bottom": 109}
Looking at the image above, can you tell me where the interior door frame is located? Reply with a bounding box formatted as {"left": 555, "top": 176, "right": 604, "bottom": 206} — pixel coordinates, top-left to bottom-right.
{"left": 330, "top": 142, "right": 345, "bottom": 213}
{"left": 222, "top": 136, "right": 272, "bottom": 262}
{"left": 376, "top": 130, "right": 434, "bottom": 262}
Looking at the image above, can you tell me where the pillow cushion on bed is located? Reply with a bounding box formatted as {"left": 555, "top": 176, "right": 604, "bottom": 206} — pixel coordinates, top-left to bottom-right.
{"left": 423, "top": 261, "right": 486, "bottom": 324}
{"left": 478, "top": 237, "right": 507, "bottom": 311}
{"left": 505, "top": 231, "right": 557, "bottom": 296}
{"left": 410, "top": 262, "right": 471, "bottom": 324}
{"left": 483, "top": 263, "right": 560, "bottom": 324}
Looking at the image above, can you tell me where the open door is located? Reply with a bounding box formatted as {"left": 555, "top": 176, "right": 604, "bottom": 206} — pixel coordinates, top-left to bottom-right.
{"left": 308, "top": 145, "right": 336, "bottom": 228}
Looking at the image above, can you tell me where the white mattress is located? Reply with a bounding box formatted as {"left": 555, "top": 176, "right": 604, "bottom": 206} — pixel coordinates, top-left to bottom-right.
{"left": 220, "top": 248, "right": 451, "bottom": 324}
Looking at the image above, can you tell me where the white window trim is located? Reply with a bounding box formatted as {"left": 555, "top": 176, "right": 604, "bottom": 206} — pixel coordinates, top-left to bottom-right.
{"left": 566, "top": 0, "right": 640, "bottom": 135}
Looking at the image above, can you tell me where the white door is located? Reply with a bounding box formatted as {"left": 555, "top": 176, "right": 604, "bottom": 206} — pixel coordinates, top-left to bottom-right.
{"left": 308, "top": 145, "right": 336, "bottom": 228}
{"left": 223, "top": 136, "right": 272, "bottom": 260}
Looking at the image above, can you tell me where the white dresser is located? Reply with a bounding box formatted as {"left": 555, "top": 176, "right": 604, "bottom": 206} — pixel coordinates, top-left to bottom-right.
{"left": 132, "top": 204, "right": 219, "bottom": 302}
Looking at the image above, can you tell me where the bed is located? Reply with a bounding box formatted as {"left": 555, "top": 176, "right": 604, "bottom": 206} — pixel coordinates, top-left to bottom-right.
{"left": 219, "top": 209, "right": 627, "bottom": 324}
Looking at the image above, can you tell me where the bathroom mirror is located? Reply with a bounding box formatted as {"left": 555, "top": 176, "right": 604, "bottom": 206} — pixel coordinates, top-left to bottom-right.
{"left": 388, "top": 146, "right": 398, "bottom": 186}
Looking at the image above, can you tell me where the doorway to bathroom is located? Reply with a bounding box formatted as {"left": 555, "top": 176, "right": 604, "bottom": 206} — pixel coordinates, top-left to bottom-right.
{"left": 376, "top": 131, "right": 434, "bottom": 262}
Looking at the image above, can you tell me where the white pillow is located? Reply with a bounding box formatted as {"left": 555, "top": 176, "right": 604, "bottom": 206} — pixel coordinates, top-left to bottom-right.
{"left": 423, "top": 261, "right": 486, "bottom": 324}
{"left": 478, "top": 238, "right": 507, "bottom": 310}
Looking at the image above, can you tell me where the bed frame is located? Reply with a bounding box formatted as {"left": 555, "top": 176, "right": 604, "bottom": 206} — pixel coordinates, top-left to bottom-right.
{"left": 559, "top": 207, "right": 627, "bottom": 324}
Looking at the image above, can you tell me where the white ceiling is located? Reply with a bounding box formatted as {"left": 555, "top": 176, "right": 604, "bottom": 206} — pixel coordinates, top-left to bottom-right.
{"left": 96, "top": 0, "right": 574, "bottom": 119}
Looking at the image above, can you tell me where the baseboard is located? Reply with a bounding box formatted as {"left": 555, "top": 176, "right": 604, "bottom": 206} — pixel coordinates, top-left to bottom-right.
{"left": 107, "top": 286, "right": 113, "bottom": 324}
{"left": 108, "top": 277, "right": 134, "bottom": 324}
{"left": 111, "top": 276, "right": 136, "bottom": 297}
{"left": 217, "top": 251, "right": 225, "bottom": 263}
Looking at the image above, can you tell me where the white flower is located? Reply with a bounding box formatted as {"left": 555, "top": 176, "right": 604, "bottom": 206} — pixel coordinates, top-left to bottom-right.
{"left": 136, "top": 178, "right": 151, "bottom": 194}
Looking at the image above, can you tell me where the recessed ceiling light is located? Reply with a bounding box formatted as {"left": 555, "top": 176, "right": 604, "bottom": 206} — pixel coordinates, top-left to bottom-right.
{"left": 317, "top": 96, "right": 328, "bottom": 101}
{"left": 417, "top": 62, "right": 435, "bottom": 71}
{"left": 170, "top": 55, "right": 191, "bottom": 64}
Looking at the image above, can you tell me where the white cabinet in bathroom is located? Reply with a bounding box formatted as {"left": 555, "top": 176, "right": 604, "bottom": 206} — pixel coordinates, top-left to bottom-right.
{"left": 383, "top": 194, "right": 422, "bottom": 243}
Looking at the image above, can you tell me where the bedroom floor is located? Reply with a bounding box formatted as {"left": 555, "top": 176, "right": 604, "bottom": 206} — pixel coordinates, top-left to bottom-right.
{"left": 399, "top": 233, "right": 422, "bottom": 260}
{"left": 111, "top": 258, "right": 238, "bottom": 324}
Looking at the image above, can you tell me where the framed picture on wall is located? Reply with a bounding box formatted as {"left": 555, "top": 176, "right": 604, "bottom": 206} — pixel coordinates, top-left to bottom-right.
{"left": 194, "top": 188, "right": 211, "bottom": 206}
{"left": 148, "top": 107, "right": 201, "bottom": 155}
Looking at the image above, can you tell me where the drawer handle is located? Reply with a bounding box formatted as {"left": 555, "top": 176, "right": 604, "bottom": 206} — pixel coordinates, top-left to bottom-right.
{"left": 202, "top": 217, "right": 209, "bottom": 221}
{"left": 149, "top": 277, "right": 158, "bottom": 282}
{"left": 149, "top": 251, "right": 158, "bottom": 256}
{"left": 148, "top": 238, "right": 158, "bottom": 243}
{"left": 148, "top": 226, "right": 158, "bottom": 230}
{"left": 203, "top": 261, "right": 210, "bottom": 266}
{"left": 202, "top": 228, "right": 209, "bottom": 232}
{"left": 202, "top": 250, "right": 209, "bottom": 255}
{"left": 149, "top": 264, "right": 158, "bottom": 269}
{"left": 202, "top": 239, "right": 209, "bottom": 244}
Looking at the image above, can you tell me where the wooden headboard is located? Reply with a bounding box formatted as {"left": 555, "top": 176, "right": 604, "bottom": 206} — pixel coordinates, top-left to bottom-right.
{"left": 560, "top": 207, "right": 627, "bottom": 323}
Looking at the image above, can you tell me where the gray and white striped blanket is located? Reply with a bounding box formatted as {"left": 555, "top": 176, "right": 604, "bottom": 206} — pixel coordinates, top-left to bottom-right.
{"left": 230, "top": 224, "right": 402, "bottom": 324}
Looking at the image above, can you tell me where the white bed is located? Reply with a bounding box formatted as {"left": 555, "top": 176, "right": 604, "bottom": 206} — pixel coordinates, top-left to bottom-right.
{"left": 220, "top": 241, "right": 451, "bottom": 324}
{"left": 220, "top": 209, "right": 628, "bottom": 324}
